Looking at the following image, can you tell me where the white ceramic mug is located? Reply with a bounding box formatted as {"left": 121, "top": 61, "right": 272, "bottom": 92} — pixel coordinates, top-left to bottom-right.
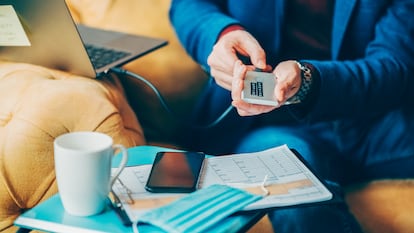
{"left": 54, "top": 131, "right": 128, "bottom": 216}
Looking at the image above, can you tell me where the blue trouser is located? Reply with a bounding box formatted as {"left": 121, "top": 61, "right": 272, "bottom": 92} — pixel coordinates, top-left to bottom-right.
{"left": 181, "top": 79, "right": 414, "bottom": 233}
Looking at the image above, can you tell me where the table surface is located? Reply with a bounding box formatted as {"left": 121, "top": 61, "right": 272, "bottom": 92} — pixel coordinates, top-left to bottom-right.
{"left": 14, "top": 145, "right": 265, "bottom": 233}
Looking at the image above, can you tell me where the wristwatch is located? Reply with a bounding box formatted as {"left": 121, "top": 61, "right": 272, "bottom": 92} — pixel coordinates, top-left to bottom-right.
{"left": 285, "top": 61, "right": 314, "bottom": 104}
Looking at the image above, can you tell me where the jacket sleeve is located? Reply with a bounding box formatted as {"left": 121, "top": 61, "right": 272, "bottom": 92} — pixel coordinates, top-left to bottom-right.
{"left": 169, "top": 0, "right": 239, "bottom": 72}
{"left": 299, "top": 0, "right": 414, "bottom": 122}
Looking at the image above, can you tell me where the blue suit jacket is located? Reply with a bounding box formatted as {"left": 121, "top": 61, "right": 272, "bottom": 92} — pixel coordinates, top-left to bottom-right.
{"left": 170, "top": 0, "right": 414, "bottom": 158}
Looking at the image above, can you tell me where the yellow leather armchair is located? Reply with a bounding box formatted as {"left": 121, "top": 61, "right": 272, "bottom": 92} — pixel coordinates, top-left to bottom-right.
{"left": 0, "top": 61, "right": 145, "bottom": 232}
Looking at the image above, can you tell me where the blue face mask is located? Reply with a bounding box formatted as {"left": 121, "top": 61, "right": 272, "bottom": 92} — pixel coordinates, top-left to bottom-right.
{"left": 135, "top": 184, "right": 262, "bottom": 233}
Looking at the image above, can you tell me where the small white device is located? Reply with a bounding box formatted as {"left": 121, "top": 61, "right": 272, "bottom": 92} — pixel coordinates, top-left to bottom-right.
{"left": 241, "top": 71, "right": 279, "bottom": 106}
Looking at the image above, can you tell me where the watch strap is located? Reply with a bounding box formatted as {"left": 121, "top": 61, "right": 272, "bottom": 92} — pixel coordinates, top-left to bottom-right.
{"left": 285, "top": 61, "right": 314, "bottom": 104}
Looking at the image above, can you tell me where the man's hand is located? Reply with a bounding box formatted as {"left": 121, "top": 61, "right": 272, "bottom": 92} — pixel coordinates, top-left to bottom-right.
{"left": 207, "top": 29, "right": 268, "bottom": 90}
{"left": 273, "top": 60, "right": 302, "bottom": 104}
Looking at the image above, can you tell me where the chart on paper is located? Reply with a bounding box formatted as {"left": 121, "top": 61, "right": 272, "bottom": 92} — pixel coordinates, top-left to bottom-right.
{"left": 199, "top": 145, "right": 333, "bottom": 210}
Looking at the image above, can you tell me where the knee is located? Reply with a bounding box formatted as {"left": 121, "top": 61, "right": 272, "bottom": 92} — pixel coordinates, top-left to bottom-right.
{"left": 235, "top": 127, "right": 311, "bottom": 154}
{"left": 234, "top": 126, "right": 339, "bottom": 179}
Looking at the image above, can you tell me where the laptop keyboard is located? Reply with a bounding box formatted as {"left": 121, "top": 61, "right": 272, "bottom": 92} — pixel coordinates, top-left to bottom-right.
{"left": 85, "top": 44, "right": 131, "bottom": 69}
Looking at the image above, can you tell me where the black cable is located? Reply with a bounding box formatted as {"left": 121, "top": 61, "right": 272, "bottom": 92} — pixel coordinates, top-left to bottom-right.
{"left": 109, "top": 67, "right": 233, "bottom": 129}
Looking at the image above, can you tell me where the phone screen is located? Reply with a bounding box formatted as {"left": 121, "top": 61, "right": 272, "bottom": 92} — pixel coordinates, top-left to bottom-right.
{"left": 145, "top": 151, "right": 206, "bottom": 193}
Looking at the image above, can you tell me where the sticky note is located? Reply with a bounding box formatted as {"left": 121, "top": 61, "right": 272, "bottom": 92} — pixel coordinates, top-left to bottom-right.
{"left": 0, "top": 5, "right": 31, "bottom": 46}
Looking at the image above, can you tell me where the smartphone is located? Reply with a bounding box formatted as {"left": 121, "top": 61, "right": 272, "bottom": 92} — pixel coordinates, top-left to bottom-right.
{"left": 145, "top": 151, "right": 206, "bottom": 193}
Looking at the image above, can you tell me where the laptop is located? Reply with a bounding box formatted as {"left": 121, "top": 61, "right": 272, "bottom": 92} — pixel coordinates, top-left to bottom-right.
{"left": 0, "top": 0, "right": 167, "bottom": 78}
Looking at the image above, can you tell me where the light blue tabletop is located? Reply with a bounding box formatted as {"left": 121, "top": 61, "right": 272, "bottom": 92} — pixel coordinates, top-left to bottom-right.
{"left": 14, "top": 145, "right": 265, "bottom": 233}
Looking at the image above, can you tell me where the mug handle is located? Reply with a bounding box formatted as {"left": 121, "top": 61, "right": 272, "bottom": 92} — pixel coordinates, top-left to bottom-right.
{"left": 110, "top": 144, "right": 129, "bottom": 188}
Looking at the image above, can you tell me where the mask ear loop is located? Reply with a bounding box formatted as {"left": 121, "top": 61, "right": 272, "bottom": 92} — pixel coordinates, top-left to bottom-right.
{"left": 132, "top": 219, "right": 139, "bottom": 233}
{"left": 113, "top": 178, "right": 138, "bottom": 232}
{"left": 116, "top": 177, "right": 135, "bottom": 205}
{"left": 261, "top": 175, "right": 270, "bottom": 196}
{"left": 222, "top": 175, "right": 270, "bottom": 196}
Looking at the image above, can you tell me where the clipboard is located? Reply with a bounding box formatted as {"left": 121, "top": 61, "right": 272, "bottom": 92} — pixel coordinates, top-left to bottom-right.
{"left": 109, "top": 145, "right": 338, "bottom": 226}
{"left": 109, "top": 191, "right": 133, "bottom": 226}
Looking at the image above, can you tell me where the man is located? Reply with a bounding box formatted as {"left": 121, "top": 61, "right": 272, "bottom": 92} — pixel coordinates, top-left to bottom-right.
{"left": 169, "top": 1, "right": 414, "bottom": 232}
